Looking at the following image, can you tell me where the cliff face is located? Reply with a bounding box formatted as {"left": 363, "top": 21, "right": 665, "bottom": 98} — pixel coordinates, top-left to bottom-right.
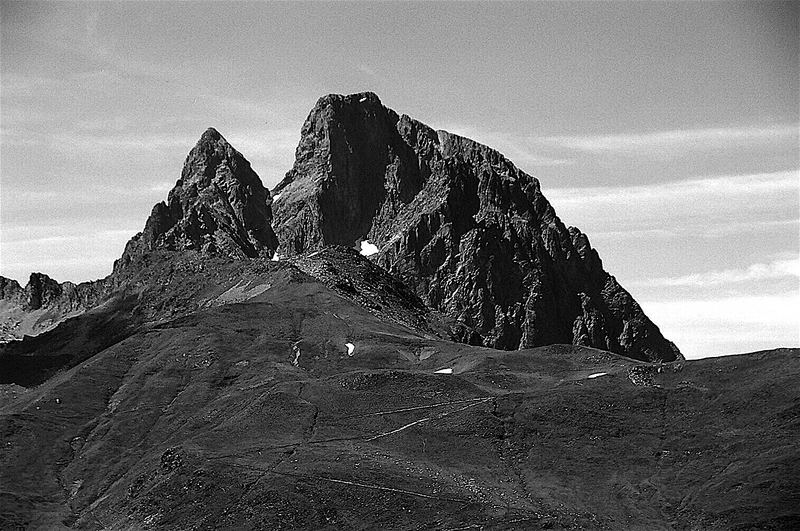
{"left": 272, "top": 92, "right": 681, "bottom": 362}
{"left": 115, "top": 128, "right": 278, "bottom": 273}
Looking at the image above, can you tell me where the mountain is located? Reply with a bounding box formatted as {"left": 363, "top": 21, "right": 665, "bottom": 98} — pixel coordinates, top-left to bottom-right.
{"left": 271, "top": 93, "right": 680, "bottom": 362}
{"left": 0, "top": 128, "right": 278, "bottom": 344}
{"left": 1, "top": 93, "right": 798, "bottom": 530}
{"left": 115, "top": 127, "right": 278, "bottom": 273}
{"left": 2, "top": 94, "right": 678, "bottom": 363}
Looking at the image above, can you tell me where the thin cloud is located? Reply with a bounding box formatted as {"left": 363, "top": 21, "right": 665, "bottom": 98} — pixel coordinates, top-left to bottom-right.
{"left": 540, "top": 124, "right": 799, "bottom": 156}
{"left": 4, "top": 120, "right": 298, "bottom": 160}
{"left": 226, "top": 128, "right": 300, "bottom": 162}
{"left": 543, "top": 171, "right": 799, "bottom": 252}
{"left": 699, "top": 218, "right": 800, "bottom": 238}
{"left": 644, "top": 294, "right": 799, "bottom": 326}
{"left": 0, "top": 229, "right": 135, "bottom": 246}
{"left": 438, "top": 123, "right": 573, "bottom": 167}
{"left": 355, "top": 63, "right": 389, "bottom": 85}
{"left": 631, "top": 257, "right": 799, "bottom": 288}
{"left": 47, "top": 132, "right": 197, "bottom": 154}
{"left": 0, "top": 228, "right": 134, "bottom": 282}
{"left": 640, "top": 293, "right": 800, "bottom": 358}
{"left": 586, "top": 219, "right": 799, "bottom": 241}
{"left": 0, "top": 73, "right": 65, "bottom": 94}
{"left": 150, "top": 182, "right": 175, "bottom": 193}
{"left": 197, "top": 94, "right": 267, "bottom": 118}
{"left": 26, "top": 10, "right": 181, "bottom": 85}
{"left": 546, "top": 170, "right": 799, "bottom": 235}
{"left": 547, "top": 170, "right": 798, "bottom": 206}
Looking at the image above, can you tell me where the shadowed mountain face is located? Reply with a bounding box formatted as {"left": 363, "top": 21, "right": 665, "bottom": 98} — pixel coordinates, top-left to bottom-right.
{"left": 116, "top": 128, "right": 278, "bottom": 273}
{"left": 272, "top": 93, "right": 680, "bottom": 362}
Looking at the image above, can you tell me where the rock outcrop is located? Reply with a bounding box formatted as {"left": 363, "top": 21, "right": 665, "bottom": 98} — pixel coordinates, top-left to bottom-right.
{"left": 0, "top": 273, "right": 107, "bottom": 341}
{"left": 115, "top": 128, "right": 278, "bottom": 273}
{"left": 272, "top": 92, "right": 681, "bottom": 362}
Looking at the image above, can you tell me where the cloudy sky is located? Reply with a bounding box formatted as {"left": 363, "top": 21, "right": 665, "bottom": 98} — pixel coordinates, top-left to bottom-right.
{"left": 1, "top": 1, "right": 797, "bottom": 358}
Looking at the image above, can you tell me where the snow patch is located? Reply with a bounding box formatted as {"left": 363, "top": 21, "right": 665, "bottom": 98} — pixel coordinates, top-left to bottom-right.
{"left": 271, "top": 253, "right": 281, "bottom": 262}
{"left": 434, "top": 368, "right": 453, "bottom": 374}
{"left": 272, "top": 192, "right": 282, "bottom": 202}
{"left": 359, "top": 240, "right": 380, "bottom": 256}
{"left": 345, "top": 342, "right": 355, "bottom": 356}
{"left": 587, "top": 372, "right": 608, "bottom": 379}
{"left": 359, "top": 97, "right": 367, "bottom": 102}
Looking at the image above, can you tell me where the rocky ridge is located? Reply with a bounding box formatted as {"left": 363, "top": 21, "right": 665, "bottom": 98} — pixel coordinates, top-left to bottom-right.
{"left": 0, "top": 274, "right": 106, "bottom": 342}
{"left": 272, "top": 92, "right": 681, "bottom": 362}
{"left": 2, "top": 94, "right": 680, "bottom": 362}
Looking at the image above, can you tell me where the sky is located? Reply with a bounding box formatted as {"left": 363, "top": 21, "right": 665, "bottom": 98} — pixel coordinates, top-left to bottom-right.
{"left": 1, "top": 1, "right": 798, "bottom": 359}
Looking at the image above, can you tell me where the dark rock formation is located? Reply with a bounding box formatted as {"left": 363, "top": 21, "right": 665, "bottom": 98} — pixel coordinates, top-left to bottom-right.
{"left": 0, "top": 276, "right": 23, "bottom": 305}
{"left": 2, "top": 129, "right": 278, "bottom": 341}
{"left": 115, "top": 128, "right": 278, "bottom": 273}
{"left": 23, "top": 273, "right": 65, "bottom": 311}
{"left": 272, "top": 92, "right": 681, "bottom": 362}
{"left": 0, "top": 273, "right": 107, "bottom": 341}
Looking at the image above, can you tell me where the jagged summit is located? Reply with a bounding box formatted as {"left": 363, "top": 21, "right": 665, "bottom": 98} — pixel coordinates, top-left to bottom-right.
{"left": 272, "top": 92, "right": 681, "bottom": 362}
{"left": 273, "top": 91, "right": 432, "bottom": 253}
{"left": 116, "top": 128, "right": 278, "bottom": 272}
{"left": 197, "top": 126, "right": 224, "bottom": 142}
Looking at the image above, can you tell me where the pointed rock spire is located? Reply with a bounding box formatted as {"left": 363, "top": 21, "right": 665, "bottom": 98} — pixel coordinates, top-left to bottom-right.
{"left": 116, "top": 128, "right": 278, "bottom": 271}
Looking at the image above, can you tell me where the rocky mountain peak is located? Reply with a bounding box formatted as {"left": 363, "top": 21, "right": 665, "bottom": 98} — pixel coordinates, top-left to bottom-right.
{"left": 271, "top": 92, "right": 681, "bottom": 362}
{"left": 3, "top": 95, "right": 680, "bottom": 363}
{"left": 272, "top": 92, "right": 431, "bottom": 254}
{"left": 115, "top": 128, "right": 278, "bottom": 272}
{"left": 22, "top": 273, "right": 62, "bottom": 311}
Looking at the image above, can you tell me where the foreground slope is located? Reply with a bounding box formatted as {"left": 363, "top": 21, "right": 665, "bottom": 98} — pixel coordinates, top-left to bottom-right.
{"left": 272, "top": 92, "right": 680, "bottom": 361}
{"left": 1, "top": 254, "right": 797, "bottom": 530}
